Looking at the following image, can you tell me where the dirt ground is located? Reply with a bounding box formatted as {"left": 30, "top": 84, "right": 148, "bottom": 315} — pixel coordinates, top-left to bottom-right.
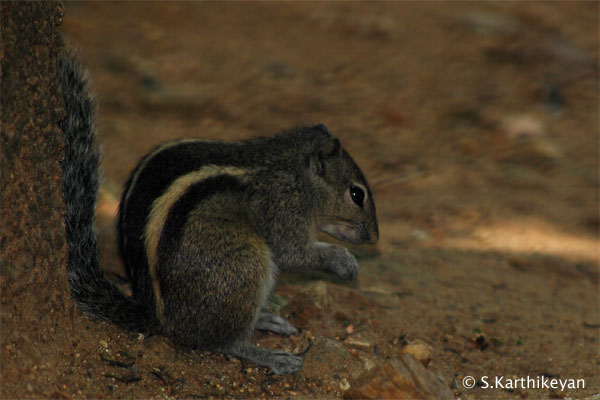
{"left": 3, "top": 2, "right": 599, "bottom": 399}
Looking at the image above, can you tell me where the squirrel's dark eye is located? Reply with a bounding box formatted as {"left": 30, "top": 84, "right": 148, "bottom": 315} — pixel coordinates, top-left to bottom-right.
{"left": 350, "top": 185, "right": 365, "bottom": 207}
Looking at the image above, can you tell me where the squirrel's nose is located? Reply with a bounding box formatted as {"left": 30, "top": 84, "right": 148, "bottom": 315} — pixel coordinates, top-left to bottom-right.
{"left": 367, "top": 221, "right": 379, "bottom": 244}
{"left": 363, "top": 226, "right": 379, "bottom": 245}
{"left": 366, "top": 234, "right": 379, "bottom": 245}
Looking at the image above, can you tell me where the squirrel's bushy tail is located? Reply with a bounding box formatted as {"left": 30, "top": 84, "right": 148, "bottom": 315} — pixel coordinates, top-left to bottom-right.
{"left": 59, "top": 52, "right": 154, "bottom": 332}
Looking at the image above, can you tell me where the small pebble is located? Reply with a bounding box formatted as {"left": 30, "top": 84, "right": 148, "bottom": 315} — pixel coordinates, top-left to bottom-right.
{"left": 401, "top": 339, "right": 433, "bottom": 366}
{"left": 502, "top": 115, "right": 546, "bottom": 139}
{"left": 340, "top": 377, "right": 351, "bottom": 390}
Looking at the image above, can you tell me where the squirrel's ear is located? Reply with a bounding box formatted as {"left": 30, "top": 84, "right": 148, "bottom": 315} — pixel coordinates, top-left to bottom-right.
{"left": 313, "top": 123, "right": 331, "bottom": 136}
{"left": 309, "top": 136, "right": 341, "bottom": 176}
{"left": 318, "top": 137, "right": 341, "bottom": 159}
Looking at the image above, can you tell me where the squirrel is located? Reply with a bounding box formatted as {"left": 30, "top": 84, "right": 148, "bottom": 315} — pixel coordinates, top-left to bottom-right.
{"left": 59, "top": 51, "right": 379, "bottom": 375}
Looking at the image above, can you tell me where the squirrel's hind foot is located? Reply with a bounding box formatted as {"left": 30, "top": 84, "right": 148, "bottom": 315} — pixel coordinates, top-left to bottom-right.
{"left": 222, "top": 341, "right": 303, "bottom": 375}
{"left": 255, "top": 311, "right": 298, "bottom": 336}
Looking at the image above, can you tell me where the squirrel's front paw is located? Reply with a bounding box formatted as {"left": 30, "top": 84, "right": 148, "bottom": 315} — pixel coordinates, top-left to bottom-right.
{"left": 328, "top": 246, "right": 359, "bottom": 280}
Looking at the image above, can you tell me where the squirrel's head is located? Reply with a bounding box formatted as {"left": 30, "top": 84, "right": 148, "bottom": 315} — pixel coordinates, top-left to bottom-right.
{"left": 305, "top": 125, "right": 379, "bottom": 245}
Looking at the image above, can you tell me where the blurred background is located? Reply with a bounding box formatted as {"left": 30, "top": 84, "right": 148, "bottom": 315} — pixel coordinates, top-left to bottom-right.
{"left": 60, "top": 2, "right": 598, "bottom": 397}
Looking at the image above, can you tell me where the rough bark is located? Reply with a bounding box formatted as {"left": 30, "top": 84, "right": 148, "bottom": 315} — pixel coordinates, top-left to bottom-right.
{"left": 1, "top": 2, "right": 69, "bottom": 396}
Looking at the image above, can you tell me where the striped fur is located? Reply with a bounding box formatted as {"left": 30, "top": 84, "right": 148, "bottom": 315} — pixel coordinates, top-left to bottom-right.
{"left": 144, "top": 166, "right": 249, "bottom": 320}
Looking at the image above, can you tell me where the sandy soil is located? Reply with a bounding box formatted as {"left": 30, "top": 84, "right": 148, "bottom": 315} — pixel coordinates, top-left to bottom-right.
{"left": 3, "top": 2, "right": 599, "bottom": 399}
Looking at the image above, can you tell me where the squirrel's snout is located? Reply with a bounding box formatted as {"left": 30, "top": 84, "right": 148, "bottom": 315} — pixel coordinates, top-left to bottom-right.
{"left": 365, "top": 231, "right": 379, "bottom": 245}
{"left": 366, "top": 220, "right": 379, "bottom": 245}
{"left": 359, "top": 223, "right": 378, "bottom": 245}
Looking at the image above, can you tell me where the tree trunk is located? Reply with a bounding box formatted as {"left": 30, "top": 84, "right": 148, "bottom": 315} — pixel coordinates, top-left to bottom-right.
{"left": 1, "top": 2, "right": 71, "bottom": 397}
